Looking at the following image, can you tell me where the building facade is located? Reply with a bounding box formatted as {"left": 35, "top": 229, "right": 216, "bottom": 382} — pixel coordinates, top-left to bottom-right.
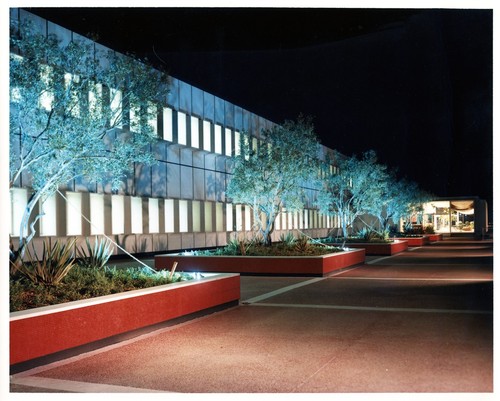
{"left": 9, "top": 9, "right": 337, "bottom": 257}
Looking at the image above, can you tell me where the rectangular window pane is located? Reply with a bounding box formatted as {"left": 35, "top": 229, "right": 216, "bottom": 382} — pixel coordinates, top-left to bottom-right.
{"left": 148, "top": 102, "right": 157, "bottom": 135}
{"left": 10, "top": 188, "right": 27, "bottom": 236}
{"left": 244, "top": 205, "right": 251, "bottom": 231}
{"left": 234, "top": 131, "right": 241, "bottom": 156}
{"left": 112, "top": 195, "right": 125, "bottom": 234}
{"left": 66, "top": 192, "right": 82, "bottom": 236}
{"left": 110, "top": 87, "right": 122, "bottom": 127}
{"left": 179, "top": 200, "right": 188, "bottom": 233}
{"left": 275, "top": 211, "right": 281, "bottom": 231}
{"left": 149, "top": 198, "right": 159, "bottom": 233}
{"left": 225, "top": 128, "right": 232, "bottom": 156}
{"left": 131, "top": 196, "right": 143, "bottom": 234}
{"left": 226, "top": 203, "right": 233, "bottom": 231}
{"left": 203, "top": 120, "right": 211, "bottom": 151}
{"left": 235, "top": 204, "right": 243, "bottom": 231}
{"left": 165, "top": 199, "right": 174, "bottom": 232}
{"left": 192, "top": 201, "right": 201, "bottom": 232}
{"left": 204, "top": 202, "right": 213, "bottom": 232}
{"left": 216, "top": 202, "right": 223, "bottom": 232}
{"left": 163, "top": 107, "right": 173, "bottom": 141}
{"left": 40, "top": 193, "right": 57, "bottom": 236}
{"left": 214, "top": 124, "right": 222, "bottom": 154}
{"left": 177, "top": 111, "right": 187, "bottom": 145}
{"left": 90, "top": 193, "right": 104, "bottom": 235}
{"left": 191, "top": 116, "right": 200, "bottom": 149}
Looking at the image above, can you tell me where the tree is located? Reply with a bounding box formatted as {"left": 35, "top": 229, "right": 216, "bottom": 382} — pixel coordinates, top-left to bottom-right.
{"left": 316, "top": 150, "right": 388, "bottom": 238}
{"left": 9, "top": 21, "right": 169, "bottom": 257}
{"left": 226, "top": 116, "right": 321, "bottom": 245}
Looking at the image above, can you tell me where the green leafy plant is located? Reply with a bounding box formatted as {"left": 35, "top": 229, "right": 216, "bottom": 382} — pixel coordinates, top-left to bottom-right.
{"left": 78, "top": 236, "right": 113, "bottom": 269}
{"left": 279, "top": 232, "right": 296, "bottom": 247}
{"left": 294, "top": 235, "right": 312, "bottom": 254}
{"left": 423, "top": 224, "right": 435, "bottom": 234}
{"left": 11, "top": 238, "right": 77, "bottom": 286}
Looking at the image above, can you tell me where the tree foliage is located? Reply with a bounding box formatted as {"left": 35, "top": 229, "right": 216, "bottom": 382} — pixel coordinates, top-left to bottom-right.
{"left": 226, "top": 116, "right": 321, "bottom": 245}
{"left": 316, "top": 150, "right": 388, "bottom": 238}
{"left": 9, "top": 21, "right": 169, "bottom": 255}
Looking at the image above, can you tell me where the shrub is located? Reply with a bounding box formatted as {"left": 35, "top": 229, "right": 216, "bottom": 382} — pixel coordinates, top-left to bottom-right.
{"left": 10, "top": 238, "right": 77, "bottom": 286}
{"left": 279, "top": 232, "right": 296, "bottom": 246}
{"left": 77, "top": 236, "right": 113, "bottom": 269}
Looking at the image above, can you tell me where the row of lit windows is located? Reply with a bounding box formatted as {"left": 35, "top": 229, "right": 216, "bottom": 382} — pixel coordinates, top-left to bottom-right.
{"left": 163, "top": 108, "right": 242, "bottom": 156}
{"left": 10, "top": 188, "right": 334, "bottom": 238}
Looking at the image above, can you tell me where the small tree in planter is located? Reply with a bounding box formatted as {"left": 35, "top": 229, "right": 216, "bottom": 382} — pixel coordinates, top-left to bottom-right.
{"left": 226, "top": 116, "right": 321, "bottom": 246}
{"left": 9, "top": 20, "right": 169, "bottom": 258}
{"left": 316, "top": 150, "right": 388, "bottom": 239}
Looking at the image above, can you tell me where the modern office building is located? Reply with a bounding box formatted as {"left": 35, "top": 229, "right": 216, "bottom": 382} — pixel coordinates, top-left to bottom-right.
{"left": 9, "top": 9, "right": 338, "bottom": 257}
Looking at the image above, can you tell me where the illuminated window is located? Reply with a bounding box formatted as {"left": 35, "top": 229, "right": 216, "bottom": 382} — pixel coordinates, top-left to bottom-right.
{"left": 288, "top": 210, "right": 293, "bottom": 229}
{"left": 204, "top": 202, "right": 213, "bottom": 232}
{"left": 226, "top": 203, "right": 233, "bottom": 231}
{"left": 214, "top": 124, "right": 222, "bottom": 154}
{"left": 66, "top": 192, "right": 82, "bottom": 236}
{"left": 130, "top": 102, "right": 140, "bottom": 133}
{"left": 164, "top": 199, "right": 174, "bottom": 232}
{"left": 235, "top": 204, "right": 243, "bottom": 231}
{"left": 191, "top": 116, "right": 200, "bottom": 148}
{"left": 225, "top": 128, "right": 232, "bottom": 156}
{"left": 147, "top": 102, "right": 157, "bottom": 135}
{"left": 280, "top": 209, "right": 287, "bottom": 230}
{"left": 10, "top": 188, "right": 27, "bottom": 237}
{"left": 131, "top": 196, "right": 143, "bottom": 234}
{"left": 192, "top": 201, "right": 201, "bottom": 232}
{"left": 275, "top": 212, "right": 281, "bottom": 230}
{"left": 64, "top": 73, "right": 80, "bottom": 117}
{"left": 149, "top": 198, "right": 159, "bottom": 233}
{"left": 304, "top": 209, "right": 309, "bottom": 229}
{"left": 90, "top": 193, "right": 105, "bottom": 235}
{"left": 179, "top": 200, "right": 188, "bottom": 232}
{"left": 39, "top": 65, "right": 54, "bottom": 111}
{"left": 293, "top": 211, "right": 299, "bottom": 230}
{"left": 252, "top": 137, "right": 258, "bottom": 153}
{"left": 109, "top": 87, "right": 122, "bottom": 127}
{"left": 112, "top": 195, "right": 125, "bottom": 234}
{"left": 40, "top": 193, "right": 57, "bottom": 236}
{"left": 234, "top": 131, "right": 241, "bottom": 156}
{"left": 244, "top": 205, "right": 251, "bottom": 231}
{"left": 216, "top": 202, "right": 223, "bottom": 232}
{"left": 163, "top": 107, "right": 173, "bottom": 141}
{"left": 177, "top": 111, "right": 187, "bottom": 145}
{"left": 203, "top": 120, "right": 211, "bottom": 151}
{"left": 298, "top": 210, "right": 304, "bottom": 229}
{"left": 89, "top": 82, "right": 103, "bottom": 118}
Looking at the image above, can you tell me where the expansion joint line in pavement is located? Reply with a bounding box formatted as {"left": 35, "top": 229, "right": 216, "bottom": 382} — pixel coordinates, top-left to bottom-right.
{"left": 241, "top": 265, "right": 363, "bottom": 304}
{"left": 245, "top": 302, "right": 492, "bottom": 315}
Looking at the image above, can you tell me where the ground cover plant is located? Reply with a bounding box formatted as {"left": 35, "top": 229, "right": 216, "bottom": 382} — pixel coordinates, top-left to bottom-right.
{"left": 192, "top": 235, "right": 343, "bottom": 257}
{"left": 10, "top": 237, "right": 192, "bottom": 312}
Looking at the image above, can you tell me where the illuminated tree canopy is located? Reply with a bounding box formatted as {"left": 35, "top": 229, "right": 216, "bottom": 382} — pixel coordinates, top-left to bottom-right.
{"left": 9, "top": 21, "right": 169, "bottom": 256}
{"left": 316, "top": 150, "right": 388, "bottom": 238}
{"left": 226, "top": 117, "right": 321, "bottom": 245}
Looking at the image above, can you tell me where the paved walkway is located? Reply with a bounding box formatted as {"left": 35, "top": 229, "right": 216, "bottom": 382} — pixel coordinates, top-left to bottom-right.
{"left": 9, "top": 238, "right": 494, "bottom": 396}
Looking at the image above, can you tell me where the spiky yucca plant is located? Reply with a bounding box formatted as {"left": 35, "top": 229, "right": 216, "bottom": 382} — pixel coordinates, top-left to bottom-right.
{"left": 78, "top": 237, "right": 113, "bottom": 269}
{"left": 11, "top": 238, "right": 77, "bottom": 285}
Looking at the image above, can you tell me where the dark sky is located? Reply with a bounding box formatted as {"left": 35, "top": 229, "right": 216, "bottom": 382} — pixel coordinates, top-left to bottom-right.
{"left": 27, "top": 7, "right": 493, "bottom": 210}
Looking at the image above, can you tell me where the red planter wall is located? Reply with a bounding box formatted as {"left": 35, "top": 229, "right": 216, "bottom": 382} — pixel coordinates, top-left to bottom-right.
{"left": 340, "top": 241, "right": 409, "bottom": 255}
{"left": 394, "top": 236, "right": 430, "bottom": 246}
{"left": 155, "top": 249, "right": 365, "bottom": 276}
{"left": 10, "top": 274, "right": 240, "bottom": 365}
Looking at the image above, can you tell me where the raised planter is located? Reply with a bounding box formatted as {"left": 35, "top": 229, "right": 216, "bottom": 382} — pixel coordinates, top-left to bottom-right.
{"left": 425, "top": 234, "right": 443, "bottom": 242}
{"left": 155, "top": 249, "right": 365, "bottom": 276}
{"left": 10, "top": 273, "right": 240, "bottom": 366}
{"left": 332, "top": 240, "right": 408, "bottom": 256}
{"left": 393, "top": 236, "right": 430, "bottom": 246}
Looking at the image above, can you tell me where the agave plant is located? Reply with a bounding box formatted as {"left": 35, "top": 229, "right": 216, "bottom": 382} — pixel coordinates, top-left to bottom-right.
{"left": 78, "top": 236, "right": 113, "bottom": 269}
{"left": 294, "top": 235, "right": 312, "bottom": 254}
{"left": 11, "top": 238, "right": 77, "bottom": 285}
{"left": 279, "top": 232, "right": 296, "bottom": 247}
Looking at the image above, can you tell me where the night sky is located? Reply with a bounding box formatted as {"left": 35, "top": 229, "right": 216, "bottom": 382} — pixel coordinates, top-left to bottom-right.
{"left": 27, "top": 7, "right": 493, "bottom": 212}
